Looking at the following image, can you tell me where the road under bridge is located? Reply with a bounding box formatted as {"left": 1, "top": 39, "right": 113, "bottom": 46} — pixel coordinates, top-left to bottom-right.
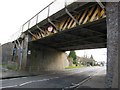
{"left": 10, "top": 1, "right": 119, "bottom": 88}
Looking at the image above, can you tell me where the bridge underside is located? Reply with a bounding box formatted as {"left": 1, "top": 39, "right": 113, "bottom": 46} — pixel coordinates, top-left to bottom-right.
{"left": 30, "top": 18, "right": 106, "bottom": 51}
{"left": 13, "top": 2, "right": 119, "bottom": 88}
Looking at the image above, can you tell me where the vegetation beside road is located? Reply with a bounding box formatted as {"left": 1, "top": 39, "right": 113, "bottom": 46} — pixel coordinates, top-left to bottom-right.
{"left": 65, "top": 64, "right": 87, "bottom": 69}
{"left": 66, "top": 51, "right": 105, "bottom": 69}
{"left": 1, "top": 63, "right": 17, "bottom": 71}
{"left": 65, "top": 65, "right": 80, "bottom": 69}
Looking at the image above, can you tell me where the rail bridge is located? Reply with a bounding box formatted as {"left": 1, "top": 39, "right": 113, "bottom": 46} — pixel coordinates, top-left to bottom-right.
{"left": 23, "top": 2, "right": 106, "bottom": 51}
{"left": 11, "top": 1, "right": 119, "bottom": 88}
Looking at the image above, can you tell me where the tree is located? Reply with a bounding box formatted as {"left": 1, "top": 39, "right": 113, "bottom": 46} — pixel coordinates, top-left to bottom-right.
{"left": 68, "top": 51, "right": 77, "bottom": 66}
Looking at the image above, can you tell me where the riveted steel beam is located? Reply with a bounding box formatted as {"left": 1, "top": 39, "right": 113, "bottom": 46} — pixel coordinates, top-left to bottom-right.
{"left": 28, "top": 30, "right": 38, "bottom": 40}
{"left": 48, "top": 18, "right": 60, "bottom": 31}
{"left": 36, "top": 25, "right": 46, "bottom": 34}
{"left": 96, "top": 0, "right": 105, "bottom": 10}
{"left": 65, "top": 8, "right": 79, "bottom": 25}
{"left": 14, "top": 40, "right": 19, "bottom": 49}
{"left": 17, "top": 39, "right": 20, "bottom": 47}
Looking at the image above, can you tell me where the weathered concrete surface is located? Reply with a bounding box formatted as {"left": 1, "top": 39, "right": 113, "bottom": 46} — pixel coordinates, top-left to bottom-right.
{"left": 1, "top": 42, "right": 14, "bottom": 64}
{"left": 106, "top": 2, "right": 119, "bottom": 88}
{"left": 25, "top": 42, "right": 65, "bottom": 72}
{"left": 0, "top": 45, "right": 2, "bottom": 64}
{"left": 21, "top": 35, "right": 29, "bottom": 70}
{"left": 0, "top": 44, "right": 1, "bottom": 81}
{"left": 64, "top": 53, "right": 69, "bottom": 67}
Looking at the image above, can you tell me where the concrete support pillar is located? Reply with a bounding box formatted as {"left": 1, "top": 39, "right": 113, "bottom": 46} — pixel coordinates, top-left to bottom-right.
{"left": 0, "top": 44, "right": 1, "bottom": 88}
{"left": 21, "top": 35, "right": 29, "bottom": 70}
{"left": 0, "top": 45, "right": 2, "bottom": 65}
{"left": 106, "top": 2, "right": 119, "bottom": 88}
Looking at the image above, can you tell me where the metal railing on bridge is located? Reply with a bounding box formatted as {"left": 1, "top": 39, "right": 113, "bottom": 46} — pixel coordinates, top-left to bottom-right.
{"left": 8, "top": 0, "right": 78, "bottom": 42}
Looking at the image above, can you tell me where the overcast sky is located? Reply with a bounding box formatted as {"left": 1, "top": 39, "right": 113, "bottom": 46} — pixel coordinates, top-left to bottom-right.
{"left": 0, "top": 0, "right": 54, "bottom": 44}
{"left": 0, "top": 0, "right": 107, "bottom": 62}
{"left": 66, "top": 48, "right": 107, "bottom": 62}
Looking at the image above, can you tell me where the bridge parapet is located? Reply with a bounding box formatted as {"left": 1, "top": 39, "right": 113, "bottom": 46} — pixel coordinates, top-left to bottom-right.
{"left": 27, "top": 2, "right": 106, "bottom": 41}
{"left": 10, "top": 1, "right": 106, "bottom": 43}
{"left": 8, "top": 1, "right": 106, "bottom": 61}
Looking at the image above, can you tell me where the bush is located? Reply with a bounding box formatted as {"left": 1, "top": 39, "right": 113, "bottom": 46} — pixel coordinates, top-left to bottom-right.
{"left": 7, "top": 61, "right": 18, "bottom": 70}
{"left": 7, "top": 65, "right": 17, "bottom": 70}
{"left": 65, "top": 64, "right": 80, "bottom": 69}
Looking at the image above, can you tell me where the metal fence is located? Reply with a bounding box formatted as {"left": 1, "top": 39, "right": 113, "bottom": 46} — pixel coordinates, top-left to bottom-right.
{"left": 8, "top": 0, "right": 77, "bottom": 42}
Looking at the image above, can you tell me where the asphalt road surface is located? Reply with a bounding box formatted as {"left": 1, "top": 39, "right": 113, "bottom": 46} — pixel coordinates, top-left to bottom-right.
{"left": 1, "top": 66, "right": 106, "bottom": 89}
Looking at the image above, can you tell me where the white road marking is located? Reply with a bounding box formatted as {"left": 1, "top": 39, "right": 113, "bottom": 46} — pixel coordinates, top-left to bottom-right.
{"left": 19, "top": 77, "right": 59, "bottom": 86}
{"left": 1, "top": 78, "right": 18, "bottom": 81}
{"left": 1, "top": 76, "right": 60, "bottom": 88}
{"left": 19, "top": 81, "right": 33, "bottom": 86}
{"left": 78, "top": 76, "right": 91, "bottom": 85}
{"left": 1, "top": 67, "right": 104, "bottom": 88}
{"left": 21, "top": 77, "right": 27, "bottom": 79}
{"left": 0, "top": 76, "right": 28, "bottom": 82}
{"left": 64, "top": 68, "right": 105, "bottom": 89}
{"left": 7, "top": 78, "right": 20, "bottom": 80}
{"left": 53, "top": 77, "right": 59, "bottom": 79}
{"left": 1, "top": 68, "right": 87, "bottom": 82}
{"left": 1, "top": 85, "right": 18, "bottom": 88}
{"left": 64, "top": 76, "right": 91, "bottom": 89}
{"left": 1, "top": 72, "right": 55, "bottom": 82}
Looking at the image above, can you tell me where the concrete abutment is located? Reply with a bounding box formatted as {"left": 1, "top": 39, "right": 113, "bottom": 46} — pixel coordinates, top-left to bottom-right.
{"left": 24, "top": 42, "right": 65, "bottom": 72}
{"left": 19, "top": 2, "right": 120, "bottom": 88}
{"left": 106, "top": 2, "right": 120, "bottom": 88}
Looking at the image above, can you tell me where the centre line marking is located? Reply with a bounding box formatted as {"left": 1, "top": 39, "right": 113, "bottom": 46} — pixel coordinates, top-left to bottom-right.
{"left": 1, "top": 85, "right": 18, "bottom": 88}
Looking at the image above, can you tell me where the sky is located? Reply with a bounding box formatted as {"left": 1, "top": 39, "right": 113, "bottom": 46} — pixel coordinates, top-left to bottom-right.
{"left": 66, "top": 48, "right": 107, "bottom": 62}
{"left": 0, "top": 0, "right": 107, "bottom": 62}
{"left": 0, "top": 0, "right": 54, "bottom": 44}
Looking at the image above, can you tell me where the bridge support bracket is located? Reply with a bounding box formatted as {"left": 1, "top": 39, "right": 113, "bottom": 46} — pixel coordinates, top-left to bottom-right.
{"left": 28, "top": 30, "right": 38, "bottom": 40}
{"left": 36, "top": 25, "right": 45, "bottom": 34}
{"left": 48, "top": 18, "right": 60, "bottom": 32}
{"left": 16, "top": 39, "right": 20, "bottom": 47}
{"left": 95, "top": 0, "right": 105, "bottom": 10}
{"left": 14, "top": 40, "right": 19, "bottom": 49}
{"left": 65, "top": 8, "right": 79, "bottom": 25}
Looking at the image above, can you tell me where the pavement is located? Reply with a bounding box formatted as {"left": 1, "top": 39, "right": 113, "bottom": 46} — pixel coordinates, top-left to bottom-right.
{"left": 1, "top": 70, "right": 33, "bottom": 79}
{"left": 0, "top": 66, "right": 106, "bottom": 89}
{"left": 0, "top": 69, "right": 57, "bottom": 79}
{"left": 75, "top": 66, "right": 106, "bottom": 89}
